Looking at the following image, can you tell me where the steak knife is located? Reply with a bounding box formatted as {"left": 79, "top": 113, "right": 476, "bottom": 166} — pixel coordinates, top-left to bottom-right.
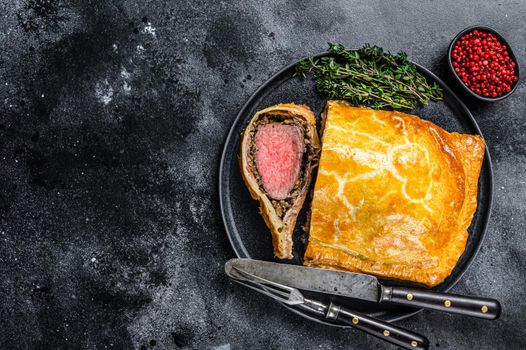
{"left": 226, "top": 259, "right": 501, "bottom": 320}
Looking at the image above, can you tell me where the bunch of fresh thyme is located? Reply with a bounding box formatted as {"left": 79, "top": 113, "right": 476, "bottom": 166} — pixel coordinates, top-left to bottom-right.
{"left": 294, "top": 43, "right": 443, "bottom": 109}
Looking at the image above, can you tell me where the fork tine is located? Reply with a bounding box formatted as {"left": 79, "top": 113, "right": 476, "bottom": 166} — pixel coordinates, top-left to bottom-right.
{"left": 232, "top": 267, "right": 295, "bottom": 293}
{"left": 258, "top": 281, "right": 291, "bottom": 299}
{"left": 231, "top": 268, "right": 291, "bottom": 299}
{"left": 231, "top": 278, "right": 294, "bottom": 304}
{"left": 231, "top": 267, "right": 305, "bottom": 305}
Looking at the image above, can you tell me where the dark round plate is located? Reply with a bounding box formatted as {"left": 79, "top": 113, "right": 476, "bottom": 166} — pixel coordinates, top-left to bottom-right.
{"left": 219, "top": 53, "right": 493, "bottom": 325}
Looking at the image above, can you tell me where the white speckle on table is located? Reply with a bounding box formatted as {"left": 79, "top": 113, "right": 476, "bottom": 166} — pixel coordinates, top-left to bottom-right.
{"left": 95, "top": 79, "right": 114, "bottom": 105}
{"left": 189, "top": 196, "right": 210, "bottom": 224}
{"left": 123, "top": 81, "right": 131, "bottom": 93}
{"left": 136, "top": 44, "right": 145, "bottom": 55}
{"left": 142, "top": 22, "right": 156, "bottom": 37}
{"left": 112, "top": 43, "right": 118, "bottom": 53}
{"left": 210, "top": 345, "right": 231, "bottom": 350}
{"left": 120, "top": 66, "right": 132, "bottom": 93}
{"left": 120, "top": 66, "right": 131, "bottom": 79}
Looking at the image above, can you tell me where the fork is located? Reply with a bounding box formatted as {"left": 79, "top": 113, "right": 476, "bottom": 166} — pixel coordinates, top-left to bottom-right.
{"left": 230, "top": 267, "right": 429, "bottom": 350}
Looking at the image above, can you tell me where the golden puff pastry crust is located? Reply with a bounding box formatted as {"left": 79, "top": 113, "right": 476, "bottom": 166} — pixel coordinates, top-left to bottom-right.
{"left": 304, "top": 101, "right": 485, "bottom": 287}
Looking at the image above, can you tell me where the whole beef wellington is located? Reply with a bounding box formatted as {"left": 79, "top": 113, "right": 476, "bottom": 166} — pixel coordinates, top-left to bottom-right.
{"left": 240, "top": 103, "right": 321, "bottom": 259}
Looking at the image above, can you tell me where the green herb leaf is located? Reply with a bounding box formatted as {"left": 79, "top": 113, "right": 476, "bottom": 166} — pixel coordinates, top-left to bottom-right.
{"left": 294, "top": 43, "right": 443, "bottom": 109}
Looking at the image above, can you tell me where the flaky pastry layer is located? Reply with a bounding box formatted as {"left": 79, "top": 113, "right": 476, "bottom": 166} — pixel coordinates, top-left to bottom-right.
{"left": 304, "top": 101, "right": 485, "bottom": 287}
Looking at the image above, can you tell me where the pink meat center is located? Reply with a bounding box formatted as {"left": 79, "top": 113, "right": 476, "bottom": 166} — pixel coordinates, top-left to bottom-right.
{"left": 254, "top": 123, "right": 304, "bottom": 200}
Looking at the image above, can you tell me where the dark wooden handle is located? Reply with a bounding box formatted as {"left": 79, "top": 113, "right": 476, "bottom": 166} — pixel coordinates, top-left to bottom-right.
{"left": 381, "top": 286, "right": 501, "bottom": 320}
{"left": 327, "top": 302, "right": 429, "bottom": 350}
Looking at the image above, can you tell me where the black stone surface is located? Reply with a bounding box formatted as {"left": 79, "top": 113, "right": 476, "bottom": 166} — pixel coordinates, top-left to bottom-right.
{"left": 0, "top": 1, "right": 524, "bottom": 349}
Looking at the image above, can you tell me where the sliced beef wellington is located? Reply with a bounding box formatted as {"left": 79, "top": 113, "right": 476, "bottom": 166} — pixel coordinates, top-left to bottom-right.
{"left": 240, "top": 103, "right": 321, "bottom": 259}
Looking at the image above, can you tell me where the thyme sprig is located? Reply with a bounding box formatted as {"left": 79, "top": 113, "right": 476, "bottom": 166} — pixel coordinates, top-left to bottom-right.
{"left": 294, "top": 43, "right": 443, "bottom": 109}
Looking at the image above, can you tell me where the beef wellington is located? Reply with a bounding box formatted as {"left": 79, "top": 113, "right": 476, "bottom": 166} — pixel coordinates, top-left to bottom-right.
{"left": 240, "top": 103, "right": 321, "bottom": 259}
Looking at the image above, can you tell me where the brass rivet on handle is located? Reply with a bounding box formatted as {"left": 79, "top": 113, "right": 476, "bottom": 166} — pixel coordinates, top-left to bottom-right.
{"left": 411, "top": 341, "right": 418, "bottom": 347}
{"left": 444, "top": 300, "right": 452, "bottom": 307}
{"left": 352, "top": 317, "right": 359, "bottom": 324}
{"left": 383, "top": 330, "right": 390, "bottom": 337}
{"left": 481, "top": 305, "right": 488, "bottom": 313}
{"left": 407, "top": 293, "right": 414, "bottom": 301}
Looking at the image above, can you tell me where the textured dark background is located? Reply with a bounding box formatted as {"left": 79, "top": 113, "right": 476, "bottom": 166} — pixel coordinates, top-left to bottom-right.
{"left": 1, "top": 1, "right": 525, "bottom": 349}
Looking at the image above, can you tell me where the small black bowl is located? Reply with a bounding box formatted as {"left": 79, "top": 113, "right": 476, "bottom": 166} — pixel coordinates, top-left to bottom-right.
{"left": 447, "top": 25, "right": 520, "bottom": 102}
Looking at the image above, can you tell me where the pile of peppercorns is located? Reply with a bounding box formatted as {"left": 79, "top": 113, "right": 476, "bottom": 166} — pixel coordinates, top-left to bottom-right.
{"left": 451, "top": 29, "right": 518, "bottom": 98}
